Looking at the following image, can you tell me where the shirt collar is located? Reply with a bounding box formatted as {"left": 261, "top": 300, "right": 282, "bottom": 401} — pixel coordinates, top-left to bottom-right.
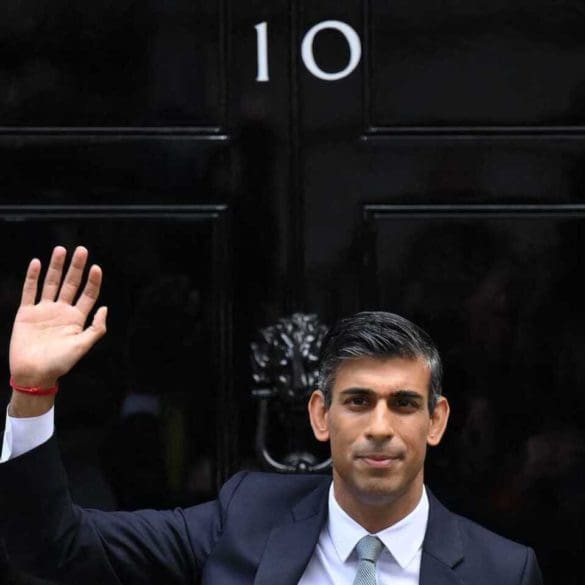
{"left": 327, "top": 482, "right": 429, "bottom": 569}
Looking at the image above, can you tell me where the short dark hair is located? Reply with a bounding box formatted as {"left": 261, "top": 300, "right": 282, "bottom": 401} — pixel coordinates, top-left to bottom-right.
{"left": 317, "top": 311, "right": 442, "bottom": 414}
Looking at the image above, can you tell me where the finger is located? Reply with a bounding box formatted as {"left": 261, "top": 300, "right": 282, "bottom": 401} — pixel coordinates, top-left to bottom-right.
{"left": 58, "top": 246, "right": 88, "bottom": 304}
{"left": 75, "top": 264, "right": 102, "bottom": 317}
{"left": 20, "top": 258, "right": 41, "bottom": 306}
{"left": 78, "top": 306, "right": 108, "bottom": 350}
{"left": 41, "top": 246, "right": 67, "bottom": 301}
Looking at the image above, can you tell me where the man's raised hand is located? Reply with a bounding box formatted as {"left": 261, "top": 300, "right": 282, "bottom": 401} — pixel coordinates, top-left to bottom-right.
{"left": 9, "top": 246, "right": 107, "bottom": 392}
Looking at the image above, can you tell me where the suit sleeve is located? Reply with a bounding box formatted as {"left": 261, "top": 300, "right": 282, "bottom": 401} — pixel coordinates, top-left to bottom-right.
{"left": 0, "top": 434, "right": 245, "bottom": 585}
{"left": 520, "top": 547, "right": 543, "bottom": 585}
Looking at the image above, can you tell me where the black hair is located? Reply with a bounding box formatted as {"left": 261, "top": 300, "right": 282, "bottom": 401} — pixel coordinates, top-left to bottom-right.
{"left": 317, "top": 311, "right": 442, "bottom": 414}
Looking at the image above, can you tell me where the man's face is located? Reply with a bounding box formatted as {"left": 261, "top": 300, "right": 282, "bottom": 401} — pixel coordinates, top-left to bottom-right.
{"left": 309, "top": 356, "right": 449, "bottom": 522}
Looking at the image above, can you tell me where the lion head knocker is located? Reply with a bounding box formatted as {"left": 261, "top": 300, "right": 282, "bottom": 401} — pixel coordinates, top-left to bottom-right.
{"left": 251, "top": 313, "right": 332, "bottom": 472}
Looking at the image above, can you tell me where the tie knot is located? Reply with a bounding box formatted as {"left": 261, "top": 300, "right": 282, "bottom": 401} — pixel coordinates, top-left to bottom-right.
{"left": 355, "top": 535, "right": 384, "bottom": 563}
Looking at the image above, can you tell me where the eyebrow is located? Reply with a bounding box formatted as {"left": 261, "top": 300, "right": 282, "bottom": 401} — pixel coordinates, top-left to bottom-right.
{"left": 339, "top": 388, "right": 424, "bottom": 401}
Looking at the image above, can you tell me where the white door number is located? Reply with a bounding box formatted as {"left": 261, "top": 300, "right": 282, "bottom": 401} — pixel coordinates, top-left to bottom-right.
{"left": 255, "top": 20, "right": 362, "bottom": 82}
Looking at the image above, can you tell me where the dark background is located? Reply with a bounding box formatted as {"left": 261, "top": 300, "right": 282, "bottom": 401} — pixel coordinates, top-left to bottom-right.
{"left": 1, "top": 1, "right": 584, "bottom": 582}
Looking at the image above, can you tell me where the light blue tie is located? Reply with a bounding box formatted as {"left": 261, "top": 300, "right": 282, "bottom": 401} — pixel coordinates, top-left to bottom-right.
{"left": 352, "top": 535, "right": 384, "bottom": 585}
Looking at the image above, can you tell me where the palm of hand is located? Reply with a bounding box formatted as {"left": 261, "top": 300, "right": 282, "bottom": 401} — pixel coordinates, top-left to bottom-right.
{"left": 10, "top": 302, "right": 91, "bottom": 386}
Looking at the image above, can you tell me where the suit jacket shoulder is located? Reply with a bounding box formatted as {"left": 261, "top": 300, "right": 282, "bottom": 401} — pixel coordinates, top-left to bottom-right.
{"left": 196, "top": 469, "right": 329, "bottom": 555}
{"left": 422, "top": 491, "right": 543, "bottom": 585}
{"left": 219, "top": 470, "right": 330, "bottom": 516}
{"left": 194, "top": 471, "right": 330, "bottom": 584}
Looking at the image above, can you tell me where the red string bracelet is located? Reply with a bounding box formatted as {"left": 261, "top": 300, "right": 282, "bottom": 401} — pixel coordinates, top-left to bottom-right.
{"left": 9, "top": 377, "right": 59, "bottom": 396}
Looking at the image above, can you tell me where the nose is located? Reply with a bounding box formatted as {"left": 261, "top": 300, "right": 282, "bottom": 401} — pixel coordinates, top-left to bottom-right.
{"left": 365, "top": 401, "right": 395, "bottom": 441}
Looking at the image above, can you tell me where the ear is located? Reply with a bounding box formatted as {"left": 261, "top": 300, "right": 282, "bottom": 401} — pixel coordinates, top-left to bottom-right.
{"left": 427, "top": 396, "right": 450, "bottom": 447}
{"left": 308, "top": 390, "right": 330, "bottom": 442}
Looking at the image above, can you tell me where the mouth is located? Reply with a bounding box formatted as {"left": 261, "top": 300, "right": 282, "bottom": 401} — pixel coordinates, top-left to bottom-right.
{"left": 356, "top": 454, "right": 402, "bottom": 468}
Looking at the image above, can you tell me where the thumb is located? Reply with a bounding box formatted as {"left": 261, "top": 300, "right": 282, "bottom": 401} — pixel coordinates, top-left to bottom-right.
{"left": 78, "top": 306, "right": 108, "bottom": 350}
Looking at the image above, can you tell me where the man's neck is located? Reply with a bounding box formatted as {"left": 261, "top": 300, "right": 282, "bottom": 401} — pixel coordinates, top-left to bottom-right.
{"left": 332, "top": 479, "right": 425, "bottom": 533}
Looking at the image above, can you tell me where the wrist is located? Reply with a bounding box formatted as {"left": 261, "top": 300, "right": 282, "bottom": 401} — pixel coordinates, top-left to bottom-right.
{"left": 9, "top": 373, "right": 58, "bottom": 390}
{"left": 9, "top": 391, "right": 56, "bottom": 418}
{"left": 10, "top": 376, "right": 58, "bottom": 397}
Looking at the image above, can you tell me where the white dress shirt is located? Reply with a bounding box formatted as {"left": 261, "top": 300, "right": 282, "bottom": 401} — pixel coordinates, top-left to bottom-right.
{"left": 1, "top": 408, "right": 429, "bottom": 585}
{"left": 1, "top": 406, "right": 54, "bottom": 463}
{"left": 298, "top": 483, "right": 429, "bottom": 585}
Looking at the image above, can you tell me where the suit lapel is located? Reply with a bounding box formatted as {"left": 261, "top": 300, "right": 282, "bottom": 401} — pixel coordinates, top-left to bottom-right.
{"left": 420, "top": 553, "right": 465, "bottom": 585}
{"left": 419, "top": 491, "right": 465, "bottom": 585}
{"left": 253, "top": 479, "right": 329, "bottom": 585}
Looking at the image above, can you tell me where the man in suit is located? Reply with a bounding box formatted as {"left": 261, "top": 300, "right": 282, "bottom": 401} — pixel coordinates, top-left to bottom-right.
{"left": 0, "top": 246, "right": 543, "bottom": 584}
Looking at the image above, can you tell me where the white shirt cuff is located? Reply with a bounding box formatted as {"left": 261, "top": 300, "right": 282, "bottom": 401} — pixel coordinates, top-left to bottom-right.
{"left": 0, "top": 405, "right": 55, "bottom": 463}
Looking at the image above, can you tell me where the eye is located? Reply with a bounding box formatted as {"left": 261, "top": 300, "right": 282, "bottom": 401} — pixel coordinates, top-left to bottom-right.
{"left": 392, "top": 396, "right": 421, "bottom": 411}
{"left": 344, "top": 395, "right": 369, "bottom": 408}
{"left": 397, "top": 397, "right": 415, "bottom": 407}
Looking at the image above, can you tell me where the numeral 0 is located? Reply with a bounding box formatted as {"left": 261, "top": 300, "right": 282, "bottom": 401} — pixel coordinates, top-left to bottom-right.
{"left": 255, "top": 20, "right": 362, "bottom": 82}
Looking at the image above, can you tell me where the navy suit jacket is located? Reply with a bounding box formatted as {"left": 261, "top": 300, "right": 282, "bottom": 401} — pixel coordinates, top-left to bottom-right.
{"left": 0, "top": 436, "right": 542, "bottom": 585}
